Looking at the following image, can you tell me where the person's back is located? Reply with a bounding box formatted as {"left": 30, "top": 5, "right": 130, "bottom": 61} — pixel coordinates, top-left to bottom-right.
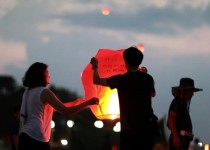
{"left": 90, "top": 46, "right": 156, "bottom": 150}
{"left": 20, "top": 87, "right": 53, "bottom": 142}
{"left": 115, "top": 71, "right": 154, "bottom": 130}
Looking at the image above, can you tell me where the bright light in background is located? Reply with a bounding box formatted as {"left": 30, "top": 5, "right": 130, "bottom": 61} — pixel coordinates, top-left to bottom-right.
{"left": 61, "top": 139, "right": 68, "bottom": 146}
{"left": 136, "top": 43, "right": 144, "bottom": 52}
{"left": 113, "top": 121, "right": 120, "bottom": 132}
{"left": 102, "top": 7, "right": 110, "bottom": 15}
{"left": 67, "top": 120, "right": 74, "bottom": 128}
{"left": 204, "top": 144, "right": 209, "bottom": 150}
{"left": 198, "top": 142, "right": 203, "bottom": 147}
{"left": 51, "top": 120, "right": 55, "bottom": 128}
{"left": 94, "top": 120, "right": 104, "bottom": 128}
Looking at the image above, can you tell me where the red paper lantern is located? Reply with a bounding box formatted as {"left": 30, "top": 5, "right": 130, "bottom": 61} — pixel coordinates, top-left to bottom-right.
{"left": 81, "top": 48, "right": 126, "bottom": 120}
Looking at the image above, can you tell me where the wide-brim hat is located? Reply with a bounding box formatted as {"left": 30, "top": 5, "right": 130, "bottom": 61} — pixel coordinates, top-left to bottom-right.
{"left": 172, "top": 78, "right": 203, "bottom": 92}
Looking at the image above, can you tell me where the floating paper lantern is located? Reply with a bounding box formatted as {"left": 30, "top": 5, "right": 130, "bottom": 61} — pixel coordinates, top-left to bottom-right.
{"left": 102, "top": 7, "right": 110, "bottom": 15}
{"left": 81, "top": 48, "right": 126, "bottom": 120}
{"left": 137, "top": 43, "right": 144, "bottom": 52}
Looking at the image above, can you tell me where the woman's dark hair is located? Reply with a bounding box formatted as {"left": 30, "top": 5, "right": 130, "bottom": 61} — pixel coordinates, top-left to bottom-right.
{"left": 22, "top": 62, "right": 48, "bottom": 87}
{"left": 123, "top": 46, "right": 143, "bottom": 67}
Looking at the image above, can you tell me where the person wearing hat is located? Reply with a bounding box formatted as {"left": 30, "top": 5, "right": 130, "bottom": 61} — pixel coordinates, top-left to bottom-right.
{"left": 167, "top": 78, "right": 203, "bottom": 150}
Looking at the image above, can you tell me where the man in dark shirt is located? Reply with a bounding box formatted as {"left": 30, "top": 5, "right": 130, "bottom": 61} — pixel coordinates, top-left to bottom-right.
{"left": 90, "top": 46, "right": 157, "bottom": 150}
{"left": 167, "top": 78, "right": 203, "bottom": 150}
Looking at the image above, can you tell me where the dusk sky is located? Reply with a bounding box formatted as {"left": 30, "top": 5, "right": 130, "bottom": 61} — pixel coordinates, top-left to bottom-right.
{"left": 0, "top": 0, "right": 210, "bottom": 144}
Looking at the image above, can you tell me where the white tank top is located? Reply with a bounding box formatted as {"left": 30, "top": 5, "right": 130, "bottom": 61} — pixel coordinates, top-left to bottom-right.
{"left": 20, "top": 87, "right": 53, "bottom": 142}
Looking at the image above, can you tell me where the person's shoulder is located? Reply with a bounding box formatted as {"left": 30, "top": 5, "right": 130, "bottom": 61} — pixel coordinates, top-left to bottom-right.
{"left": 109, "top": 74, "right": 122, "bottom": 78}
{"left": 37, "top": 87, "right": 51, "bottom": 96}
{"left": 143, "top": 73, "right": 154, "bottom": 81}
{"left": 36, "top": 86, "right": 48, "bottom": 90}
{"left": 170, "top": 97, "right": 182, "bottom": 105}
{"left": 146, "top": 72, "right": 154, "bottom": 78}
{"left": 169, "top": 99, "right": 177, "bottom": 109}
{"left": 41, "top": 87, "right": 51, "bottom": 93}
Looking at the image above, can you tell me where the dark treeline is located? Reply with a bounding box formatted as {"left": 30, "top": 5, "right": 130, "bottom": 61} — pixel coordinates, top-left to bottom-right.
{"left": 0, "top": 75, "right": 24, "bottom": 138}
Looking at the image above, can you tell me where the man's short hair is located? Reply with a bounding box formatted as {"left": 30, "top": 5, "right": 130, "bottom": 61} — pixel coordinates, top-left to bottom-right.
{"left": 123, "top": 47, "right": 143, "bottom": 67}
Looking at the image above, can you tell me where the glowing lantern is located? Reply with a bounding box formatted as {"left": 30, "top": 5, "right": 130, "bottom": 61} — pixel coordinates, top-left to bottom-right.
{"left": 102, "top": 7, "right": 110, "bottom": 15}
{"left": 81, "top": 48, "right": 126, "bottom": 120}
{"left": 137, "top": 43, "right": 144, "bottom": 52}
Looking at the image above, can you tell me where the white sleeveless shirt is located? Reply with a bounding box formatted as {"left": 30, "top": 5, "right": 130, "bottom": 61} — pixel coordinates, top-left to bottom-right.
{"left": 20, "top": 87, "right": 53, "bottom": 142}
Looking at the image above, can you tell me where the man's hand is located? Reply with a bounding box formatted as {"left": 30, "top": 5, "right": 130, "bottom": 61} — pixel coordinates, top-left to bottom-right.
{"left": 90, "top": 57, "right": 98, "bottom": 67}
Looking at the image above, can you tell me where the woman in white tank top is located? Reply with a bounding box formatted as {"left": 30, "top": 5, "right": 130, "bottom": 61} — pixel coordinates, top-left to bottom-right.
{"left": 18, "top": 62, "right": 99, "bottom": 150}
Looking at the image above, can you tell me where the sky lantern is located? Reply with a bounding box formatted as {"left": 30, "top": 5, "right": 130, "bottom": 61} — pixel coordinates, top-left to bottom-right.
{"left": 102, "top": 7, "right": 110, "bottom": 15}
{"left": 137, "top": 43, "right": 144, "bottom": 52}
{"left": 81, "top": 48, "right": 126, "bottom": 120}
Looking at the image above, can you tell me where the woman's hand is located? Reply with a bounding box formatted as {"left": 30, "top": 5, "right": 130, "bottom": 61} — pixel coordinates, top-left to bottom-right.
{"left": 88, "top": 97, "right": 99, "bottom": 105}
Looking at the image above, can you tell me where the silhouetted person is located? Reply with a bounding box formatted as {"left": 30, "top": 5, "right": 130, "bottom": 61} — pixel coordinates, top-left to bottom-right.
{"left": 167, "top": 78, "right": 203, "bottom": 150}
{"left": 102, "top": 133, "right": 112, "bottom": 150}
{"left": 18, "top": 62, "right": 99, "bottom": 150}
{"left": 10, "top": 105, "right": 20, "bottom": 150}
{"left": 90, "top": 46, "right": 157, "bottom": 150}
